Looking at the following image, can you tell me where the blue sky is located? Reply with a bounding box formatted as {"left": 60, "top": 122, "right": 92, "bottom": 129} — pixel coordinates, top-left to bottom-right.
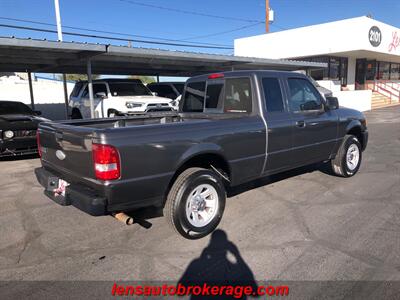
{"left": 0, "top": 0, "right": 399, "bottom": 56}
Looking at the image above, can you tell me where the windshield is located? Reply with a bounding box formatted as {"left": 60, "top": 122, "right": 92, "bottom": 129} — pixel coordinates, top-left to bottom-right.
{"left": 0, "top": 102, "right": 33, "bottom": 115}
{"left": 108, "top": 82, "right": 152, "bottom": 96}
{"left": 172, "top": 83, "right": 185, "bottom": 94}
{"left": 308, "top": 76, "right": 321, "bottom": 87}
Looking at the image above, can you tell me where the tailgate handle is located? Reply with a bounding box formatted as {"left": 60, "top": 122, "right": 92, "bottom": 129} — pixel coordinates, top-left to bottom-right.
{"left": 55, "top": 132, "right": 63, "bottom": 142}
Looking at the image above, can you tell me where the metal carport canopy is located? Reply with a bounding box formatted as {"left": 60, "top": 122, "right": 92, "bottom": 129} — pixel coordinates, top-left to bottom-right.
{"left": 0, "top": 37, "right": 327, "bottom": 75}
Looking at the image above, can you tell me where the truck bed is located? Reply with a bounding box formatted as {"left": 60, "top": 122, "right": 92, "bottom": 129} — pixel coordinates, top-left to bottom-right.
{"left": 62, "top": 113, "right": 182, "bottom": 129}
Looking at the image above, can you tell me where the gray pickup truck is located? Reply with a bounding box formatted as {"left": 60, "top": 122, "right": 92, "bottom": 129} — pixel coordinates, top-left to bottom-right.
{"left": 35, "top": 71, "right": 368, "bottom": 239}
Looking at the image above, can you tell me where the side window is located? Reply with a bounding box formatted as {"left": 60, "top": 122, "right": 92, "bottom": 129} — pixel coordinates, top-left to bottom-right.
{"left": 81, "top": 84, "right": 108, "bottom": 98}
{"left": 262, "top": 78, "right": 284, "bottom": 112}
{"left": 182, "top": 81, "right": 206, "bottom": 112}
{"left": 93, "top": 83, "right": 108, "bottom": 96}
{"left": 70, "top": 82, "right": 83, "bottom": 98}
{"left": 287, "top": 78, "right": 323, "bottom": 112}
{"left": 81, "top": 85, "right": 89, "bottom": 98}
{"left": 205, "top": 82, "right": 224, "bottom": 111}
{"left": 224, "top": 78, "right": 252, "bottom": 113}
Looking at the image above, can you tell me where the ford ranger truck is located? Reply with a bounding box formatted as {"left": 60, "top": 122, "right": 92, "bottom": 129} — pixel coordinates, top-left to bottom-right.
{"left": 35, "top": 71, "right": 368, "bottom": 239}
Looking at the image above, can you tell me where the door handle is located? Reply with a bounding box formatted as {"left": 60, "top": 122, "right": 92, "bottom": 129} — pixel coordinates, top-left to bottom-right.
{"left": 296, "top": 120, "right": 306, "bottom": 128}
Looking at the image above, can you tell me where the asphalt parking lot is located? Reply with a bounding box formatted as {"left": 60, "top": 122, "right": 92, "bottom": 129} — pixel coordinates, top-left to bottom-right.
{"left": 0, "top": 106, "right": 399, "bottom": 296}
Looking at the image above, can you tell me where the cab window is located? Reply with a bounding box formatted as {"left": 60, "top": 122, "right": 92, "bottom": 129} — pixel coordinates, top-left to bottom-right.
{"left": 182, "top": 81, "right": 206, "bottom": 112}
{"left": 287, "top": 78, "right": 323, "bottom": 112}
{"left": 182, "top": 77, "right": 252, "bottom": 114}
{"left": 224, "top": 78, "right": 252, "bottom": 113}
{"left": 262, "top": 78, "right": 284, "bottom": 112}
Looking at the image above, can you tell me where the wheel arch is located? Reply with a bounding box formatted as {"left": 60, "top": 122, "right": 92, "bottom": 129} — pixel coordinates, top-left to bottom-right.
{"left": 346, "top": 121, "right": 365, "bottom": 149}
{"left": 163, "top": 147, "right": 231, "bottom": 205}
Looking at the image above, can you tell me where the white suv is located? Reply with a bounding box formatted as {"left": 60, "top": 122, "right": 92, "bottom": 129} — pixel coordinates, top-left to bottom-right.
{"left": 69, "top": 79, "right": 174, "bottom": 119}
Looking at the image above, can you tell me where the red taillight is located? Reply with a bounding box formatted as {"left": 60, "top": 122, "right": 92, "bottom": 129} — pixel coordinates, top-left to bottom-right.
{"left": 208, "top": 73, "right": 224, "bottom": 79}
{"left": 36, "top": 131, "right": 42, "bottom": 158}
{"left": 92, "top": 143, "right": 120, "bottom": 180}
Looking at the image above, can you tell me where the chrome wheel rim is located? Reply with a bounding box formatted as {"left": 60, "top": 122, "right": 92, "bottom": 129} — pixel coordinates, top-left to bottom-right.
{"left": 346, "top": 143, "right": 360, "bottom": 171}
{"left": 186, "top": 184, "right": 218, "bottom": 227}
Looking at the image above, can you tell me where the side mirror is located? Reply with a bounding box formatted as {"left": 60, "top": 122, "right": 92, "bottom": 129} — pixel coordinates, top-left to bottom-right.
{"left": 34, "top": 110, "right": 42, "bottom": 115}
{"left": 95, "top": 92, "right": 107, "bottom": 99}
{"left": 152, "top": 92, "right": 158, "bottom": 96}
{"left": 325, "top": 96, "right": 339, "bottom": 110}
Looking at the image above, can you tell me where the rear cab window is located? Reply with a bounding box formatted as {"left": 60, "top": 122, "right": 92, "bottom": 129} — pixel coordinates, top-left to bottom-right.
{"left": 262, "top": 77, "right": 285, "bottom": 113}
{"left": 182, "top": 76, "right": 253, "bottom": 114}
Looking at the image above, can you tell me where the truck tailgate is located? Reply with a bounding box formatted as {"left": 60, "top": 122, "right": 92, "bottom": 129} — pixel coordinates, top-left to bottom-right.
{"left": 38, "top": 122, "right": 96, "bottom": 182}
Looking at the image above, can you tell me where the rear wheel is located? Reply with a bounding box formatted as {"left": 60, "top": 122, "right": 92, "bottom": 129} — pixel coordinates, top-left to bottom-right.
{"left": 330, "top": 135, "right": 362, "bottom": 177}
{"left": 164, "top": 167, "right": 226, "bottom": 239}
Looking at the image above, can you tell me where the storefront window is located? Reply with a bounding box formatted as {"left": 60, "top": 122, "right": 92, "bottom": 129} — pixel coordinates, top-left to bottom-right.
{"left": 378, "top": 62, "right": 391, "bottom": 80}
{"left": 365, "top": 61, "right": 377, "bottom": 80}
{"left": 390, "top": 63, "right": 400, "bottom": 80}
{"left": 329, "top": 57, "right": 340, "bottom": 80}
{"left": 302, "top": 55, "right": 347, "bottom": 85}
{"left": 339, "top": 57, "right": 348, "bottom": 85}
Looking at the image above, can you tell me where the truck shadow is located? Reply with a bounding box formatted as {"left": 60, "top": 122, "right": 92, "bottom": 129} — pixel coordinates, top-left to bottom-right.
{"left": 178, "top": 229, "right": 258, "bottom": 299}
{"left": 127, "top": 162, "right": 331, "bottom": 228}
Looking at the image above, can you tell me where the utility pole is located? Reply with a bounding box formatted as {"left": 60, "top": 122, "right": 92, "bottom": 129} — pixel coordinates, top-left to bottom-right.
{"left": 54, "top": 0, "right": 70, "bottom": 119}
{"left": 265, "top": 0, "right": 270, "bottom": 33}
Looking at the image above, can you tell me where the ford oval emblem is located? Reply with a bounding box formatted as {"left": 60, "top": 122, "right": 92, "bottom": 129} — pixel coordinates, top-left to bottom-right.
{"left": 56, "top": 150, "right": 66, "bottom": 161}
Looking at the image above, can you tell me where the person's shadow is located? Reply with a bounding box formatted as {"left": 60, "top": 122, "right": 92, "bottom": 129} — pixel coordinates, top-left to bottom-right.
{"left": 178, "top": 230, "right": 258, "bottom": 299}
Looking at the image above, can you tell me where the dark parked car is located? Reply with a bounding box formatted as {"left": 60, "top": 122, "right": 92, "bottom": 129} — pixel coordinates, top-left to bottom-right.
{"left": 34, "top": 71, "right": 368, "bottom": 239}
{"left": 0, "top": 101, "right": 47, "bottom": 157}
{"left": 147, "top": 82, "right": 185, "bottom": 109}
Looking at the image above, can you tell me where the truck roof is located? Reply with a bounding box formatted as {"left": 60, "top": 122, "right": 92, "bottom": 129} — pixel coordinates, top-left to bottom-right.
{"left": 187, "top": 70, "right": 306, "bottom": 82}
{"left": 76, "top": 78, "right": 143, "bottom": 84}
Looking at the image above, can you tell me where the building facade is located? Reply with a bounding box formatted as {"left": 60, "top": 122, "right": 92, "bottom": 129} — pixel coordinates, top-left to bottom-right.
{"left": 235, "top": 16, "right": 400, "bottom": 92}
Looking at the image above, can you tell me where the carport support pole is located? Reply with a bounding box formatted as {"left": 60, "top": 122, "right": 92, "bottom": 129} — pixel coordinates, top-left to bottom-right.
{"left": 62, "top": 74, "right": 69, "bottom": 119}
{"left": 87, "top": 59, "right": 95, "bottom": 118}
{"left": 27, "top": 71, "right": 35, "bottom": 110}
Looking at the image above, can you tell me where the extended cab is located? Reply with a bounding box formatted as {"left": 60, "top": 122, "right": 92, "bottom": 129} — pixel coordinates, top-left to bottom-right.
{"left": 69, "top": 79, "right": 175, "bottom": 119}
{"left": 35, "top": 71, "right": 368, "bottom": 239}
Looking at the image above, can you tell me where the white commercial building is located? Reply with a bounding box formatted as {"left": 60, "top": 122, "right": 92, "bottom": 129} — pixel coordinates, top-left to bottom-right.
{"left": 235, "top": 16, "right": 400, "bottom": 110}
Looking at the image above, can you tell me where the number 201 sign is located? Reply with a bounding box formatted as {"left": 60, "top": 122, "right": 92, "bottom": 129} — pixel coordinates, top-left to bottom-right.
{"left": 369, "top": 26, "right": 382, "bottom": 47}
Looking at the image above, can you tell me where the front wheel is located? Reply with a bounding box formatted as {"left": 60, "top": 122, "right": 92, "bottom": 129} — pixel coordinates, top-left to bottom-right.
{"left": 164, "top": 167, "right": 226, "bottom": 239}
{"left": 330, "top": 135, "right": 362, "bottom": 177}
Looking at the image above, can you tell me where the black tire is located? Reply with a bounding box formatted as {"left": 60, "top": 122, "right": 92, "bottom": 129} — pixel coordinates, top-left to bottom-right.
{"left": 71, "top": 109, "right": 82, "bottom": 119}
{"left": 330, "top": 135, "right": 362, "bottom": 177}
{"left": 164, "top": 167, "right": 226, "bottom": 239}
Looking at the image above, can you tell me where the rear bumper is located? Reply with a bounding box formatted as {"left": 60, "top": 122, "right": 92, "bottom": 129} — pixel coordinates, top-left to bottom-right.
{"left": 34, "top": 167, "right": 106, "bottom": 216}
{"left": 34, "top": 165, "right": 169, "bottom": 216}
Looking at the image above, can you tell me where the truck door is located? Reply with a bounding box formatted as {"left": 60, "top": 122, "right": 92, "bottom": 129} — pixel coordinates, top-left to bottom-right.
{"left": 285, "top": 77, "right": 338, "bottom": 166}
{"left": 260, "top": 76, "right": 294, "bottom": 174}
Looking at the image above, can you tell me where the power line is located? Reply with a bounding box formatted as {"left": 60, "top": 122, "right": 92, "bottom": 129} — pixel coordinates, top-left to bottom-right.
{"left": 0, "top": 23, "right": 234, "bottom": 49}
{"left": 118, "top": 0, "right": 264, "bottom": 23}
{"left": 183, "top": 22, "right": 264, "bottom": 41}
{"left": 0, "top": 16, "right": 231, "bottom": 48}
